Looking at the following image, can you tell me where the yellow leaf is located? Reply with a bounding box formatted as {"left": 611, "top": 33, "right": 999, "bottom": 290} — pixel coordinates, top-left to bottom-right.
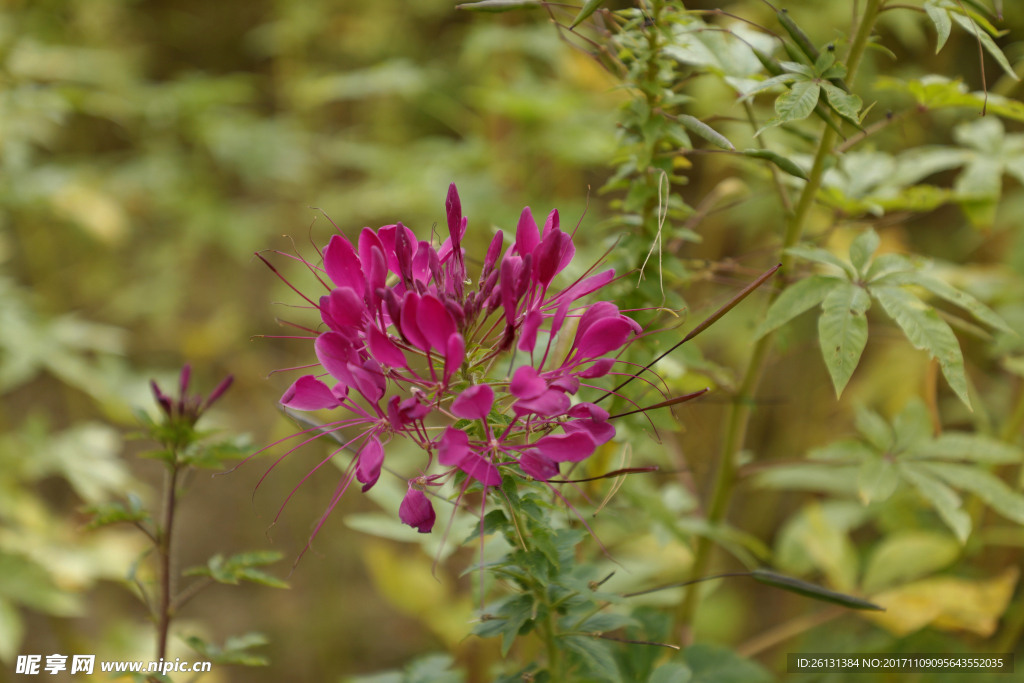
{"left": 865, "top": 567, "right": 1018, "bottom": 637}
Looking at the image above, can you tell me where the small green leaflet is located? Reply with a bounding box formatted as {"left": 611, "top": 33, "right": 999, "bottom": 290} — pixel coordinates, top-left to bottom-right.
{"left": 756, "top": 81, "right": 819, "bottom": 136}
{"left": 570, "top": 0, "right": 605, "bottom": 29}
{"left": 818, "top": 283, "right": 871, "bottom": 397}
{"left": 924, "top": 1, "right": 953, "bottom": 52}
{"left": 872, "top": 286, "right": 970, "bottom": 408}
{"left": 899, "top": 463, "right": 972, "bottom": 543}
{"left": 754, "top": 274, "right": 841, "bottom": 339}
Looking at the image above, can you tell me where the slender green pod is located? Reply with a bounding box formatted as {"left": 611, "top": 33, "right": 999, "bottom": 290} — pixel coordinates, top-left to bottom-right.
{"left": 456, "top": 0, "right": 540, "bottom": 10}
{"left": 678, "top": 114, "right": 735, "bottom": 151}
{"left": 743, "top": 149, "right": 809, "bottom": 180}
{"left": 570, "top": 0, "right": 605, "bottom": 29}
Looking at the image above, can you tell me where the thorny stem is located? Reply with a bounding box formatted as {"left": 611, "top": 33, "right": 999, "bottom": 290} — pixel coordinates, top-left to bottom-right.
{"left": 674, "top": 0, "right": 884, "bottom": 644}
{"left": 156, "top": 463, "right": 179, "bottom": 663}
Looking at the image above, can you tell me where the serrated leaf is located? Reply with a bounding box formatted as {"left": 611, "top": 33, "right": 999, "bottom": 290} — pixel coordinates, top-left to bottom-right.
{"left": 774, "top": 80, "right": 820, "bottom": 123}
{"left": 876, "top": 271, "right": 1013, "bottom": 334}
{"left": 753, "top": 275, "right": 841, "bottom": 339}
{"left": 818, "top": 283, "right": 871, "bottom": 397}
{"left": 463, "top": 509, "right": 509, "bottom": 544}
{"left": 498, "top": 594, "right": 533, "bottom": 657}
{"left": 561, "top": 636, "right": 621, "bottom": 683}
{"left": 950, "top": 12, "right": 1019, "bottom": 80}
{"left": 786, "top": 245, "right": 857, "bottom": 279}
{"left": 862, "top": 531, "right": 960, "bottom": 593}
{"left": 808, "top": 439, "right": 877, "bottom": 461}
{"left": 871, "top": 286, "right": 970, "bottom": 409}
{"left": 676, "top": 114, "right": 734, "bottom": 151}
{"left": 857, "top": 456, "right": 899, "bottom": 505}
{"left": 740, "top": 73, "right": 802, "bottom": 100}
{"left": 899, "top": 463, "right": 972, "bottom": 543}
{"left": 924, "top": 2, "right": 953, "bottom": 53}
{"left": 849, "top": 229, "right": 880, "bottom": 275}
{"left": 572, "top": 612, "right": 640, "bottom": 633}
{"left": 742, "top": 148, "right": 809, "bottom": 180}
{"left": 820, "top": 81, "right": 862, "bottom": 121}
{"left": 749, "top": 570, "right": 884, "bottom": 610}
{"left": 866, "top": 253, "right": 917, "bottom": 282}
{"left": 921, "top": 462, "right": 1024, "bottom": 524}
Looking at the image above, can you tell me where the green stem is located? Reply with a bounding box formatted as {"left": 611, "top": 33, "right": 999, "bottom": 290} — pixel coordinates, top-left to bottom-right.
{"left": 674, "top": 0, "right": 883, "bottom": 644}
{"left": 543, "top": 596, "right": 563, "bottom": 681}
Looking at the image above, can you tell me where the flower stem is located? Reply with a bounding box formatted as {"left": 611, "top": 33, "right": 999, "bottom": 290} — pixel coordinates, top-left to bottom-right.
{"left": 674, "top": 0, "right": 884, "bottom": 644}
{"left": 156, "top": 463, "right": 179, "bottom": 662}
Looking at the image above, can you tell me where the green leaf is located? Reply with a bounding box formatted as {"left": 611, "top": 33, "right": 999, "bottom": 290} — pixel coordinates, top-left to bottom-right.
{"left": 183, "top": 633, "right": 269, "bottom": 667}
{"left": 649, "top": 663, "right": 692, "bottom": 683}
{"left": 184, "top": 551, "right": 288, "bottom": 588}
{"left": 561, "top": 635, "right": 621, "bottom": 683}
{"left": 924, "top": 1, "right": 952, "bottom": 53}
{"left": 81, "top": 495, "right": 151, "bottom": 531}
{"left": 684, "top": 644, "right": 773, "bottom": 683}
{"left": 898, "top": 463, "right": 972, "bottom": 543}
{"left": 749, "top": 570, "right": 884, "bottom": 610}
{"left": 814, "top": 49, "right": 835, "bottom": 74}
{"left": 456, "top": 0, "right": 541, "bottom": 11}
{"left": 753, "top": 275, "right": 841, "bottom": 339}
{"left": 849, "top": 229, "right": 880, "bottom": 275}
{"left": 950, "top": 12, "right": 1019, "bottom": 80}
{"left": 871, "top": 286, "right": 970, "bottom": 409}
{"left": 753, "top": 464, "right": 860, "bottom": 496}
{"left": 866, "top": 253, "right": 918, "bottom": 282}
{"left": 820, "top": 81, "right": 863, "bottom": 122}
{"left": 742, "top": 148, "right": 809, "bottom": 180}
{"left": 676, "top": 115, "right": 733, "bottom": 151}
{"left": 855, "top": 406, "right": 894, "bottom": 452}
{"left": 892, "top": 399, "right": 934, "bottom": 452}
{"left": 498, "top": 594, "right": 533, "bottom": 657}
{"left": 786, "top": 245, "right": 857, "bottom": 279}
{"left": 857, "top": 455, "right": 899, "bottom": 505}
{"left": 818, "top": 283, "right": 871, "bottom": 397}
{"left": 463, "top": 509, "right": 509, "bottom": 544}
{"left": 862, "top": 531, "right": 961, "bottom": 593}
{"left": 910, "top": 433, "right": 1022, "bottom": 463}
{"left": 770, "top": 80, "right": 820, "bottom": 127}
{"left": 570, "top": 0, "right": 605, "bottom": 29}
{"left": 740, "top": 73, "right": 802, "bottom": 100}
{"left": 921, "top": 462, "right": 1024, "bottom": 524}
{"left": 876, "top": 271, "right": 1013, "bottom": 334}
{"left": 808, "top": 439, "right": 877, "bottom": 462}
{"left": 572, "top": 612, "right": 640, "bottom": 633}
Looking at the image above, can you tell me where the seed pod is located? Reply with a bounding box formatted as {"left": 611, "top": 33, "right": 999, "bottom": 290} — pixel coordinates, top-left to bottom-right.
{"left": 742, "top": 148, "right": 809, "bottom": 180}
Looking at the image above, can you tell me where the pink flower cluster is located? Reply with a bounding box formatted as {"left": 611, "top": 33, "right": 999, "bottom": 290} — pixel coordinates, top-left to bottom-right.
{"left": 263, "top": 184, "right": 639, "bottom": 542}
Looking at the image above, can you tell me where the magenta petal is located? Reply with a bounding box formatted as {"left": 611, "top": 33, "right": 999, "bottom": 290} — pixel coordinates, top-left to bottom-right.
{"left": 500, "top": 257, "right": 520, "bottom": 325}
{"left": 484, "top": 231, "right": 503, "bottom": 272}
{"left": 399, "top": 292, "right": 430, "bottom": 352}
{"left": 356, "top": 435, "right": 385, "bottom": 492}
{"left": 446, "top": 183, "right": 463, "bottom": 244}
{"left": 315, "top": 332, "right": 357, "bottom": 385}
{"left": 451, "top": 384, "right": 494, "bottom": 421}
{"left": 567, "top": 402, "right": 610, "bottom": 421}
{"left": 554, "top": 231, "right": 575, "bottom": 278}
{"left": 280, "top": 375, "right": 341, "bottom": 411}
{"left": 549, "top": 375, "right": 579, "bottom": 394}
{"left": 349, "top": 361, "right": 385, "bottom": 403}
{"left": 459, "top": 452, "right": 501, "bottom": 486}
{"left": 417, "top": 294, "right": 456, "bottom": 354}
{"left": 553, "top": 269, "right": 615, "bottom": 304}
{"left": 542, "top": 208, "right": 559, "bottom": 238}
{"left": 534, "top": 431, "right": 597, "bottom": 463}
{"left": 517, "top": 308, "right": 543, "bottom": 353}
{"left": 577, "top": 301, "right": 619, "bottom": 340}
{"left": 519, "top": 448, "right": 560, "bottom": 482}
{"left": 399, "top": 395, "right": 431, "bottom": 422}
{"left": 512, "top": 389, "right": 570, "bottom": 418}
{"left": 574, "top": 317, "right": 633, "bottom": 359}
{"left": 445, "top": 333, "right": 465, "bottom": 383}
{"left": 412, "top": 241, "right": 433, "bottom": 283}
{"left": 563, "top": 418, "right": 616, "bottom": 446}
{"left": 378, "top": 223, "right": 417, "bottom": 275}
{"left": 323, "top": 234, "right": 365, "bottom": 294}
{"left": 358, "top": 228, "right": 385, "bottom": 282}
{"left": 399, "top": 488, "right": 435, "bottom": 533}
{"left": 438, "top": 426, "right": 470, "bottom": 466}
{"left": 579, "top": 358, "right": 615, "bottom": 378}
{"left": 368, "top": 325, "right": 407, "bottom": 368}
{"left": 536, "top": 229, "right": 563, "bottom": 285}
{"left": 326, "top": 286, "right": 365, "bottom": 328}
{"left": 515, "top": 206, "right": 540, "bottom": 257}
{"left": 510, "top": 365, "right": 546, "bottom": 399}
{"left": 550, "top": 300, "right": 570, "bottom": 338}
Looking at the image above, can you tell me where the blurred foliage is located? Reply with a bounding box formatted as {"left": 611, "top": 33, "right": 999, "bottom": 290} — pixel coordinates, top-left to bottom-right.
{"left": 3, "top": 0, "right": 1024, "bottom": 681}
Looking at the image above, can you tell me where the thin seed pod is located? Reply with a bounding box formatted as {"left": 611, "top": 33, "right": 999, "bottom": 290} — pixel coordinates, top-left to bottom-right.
{"left": 570, "top": 0, "right": 606, "bottom": 29}
{"left": 456, "top": 0, "right": 540, "bottom": 11}
{"left": 742, "top": 149, "right": 809, "bottom": 180}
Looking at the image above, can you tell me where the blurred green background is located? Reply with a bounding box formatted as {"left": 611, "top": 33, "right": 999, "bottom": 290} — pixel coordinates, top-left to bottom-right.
{"left": 2, "top": 0, "right": 1024, "bottom": 681}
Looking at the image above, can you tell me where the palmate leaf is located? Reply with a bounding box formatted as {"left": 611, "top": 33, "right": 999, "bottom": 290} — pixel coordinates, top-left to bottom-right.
{"left": 849, "top": 229, "right": 881, "bottom": 275}
{"left": 870, "top": 286, "right": 970, "bottom": 409}
{"left": 820, "top": 81, "right": 863, "bottom": 122}
{"left": 818, "top": 283, "right": 871, "bottom": 397}
{"left": 907, "top": 433, "right": 1023, "bottom": 463}
{"left": 861, "top": 531, "right": 961, "bottom": 593}
{"left": 857, "top": 455, "right": 899, "bottom": 505}
{"left": 785, "top": 245, "right": 858, "bottom": 279}
{"left": 753, "top": 275, "right": 842, "bottom": 340}
{"left": 899, "top": 463, "right": 972, "bottom": 543}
